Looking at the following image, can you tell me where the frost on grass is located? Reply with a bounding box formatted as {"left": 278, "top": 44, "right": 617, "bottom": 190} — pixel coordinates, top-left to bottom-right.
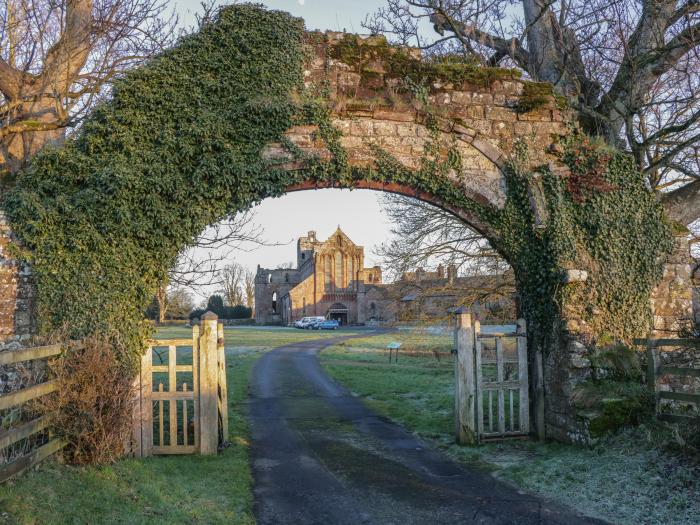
{"left": 322, "top": 336, "right": 699, "bottom": 525}
{"left": 454, "top": 427, "right": 700, "bottom": 525}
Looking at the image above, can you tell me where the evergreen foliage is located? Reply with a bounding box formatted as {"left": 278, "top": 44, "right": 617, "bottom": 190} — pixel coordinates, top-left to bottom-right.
{"left": 3, "top": 3, "right": 672, "bottom": 375}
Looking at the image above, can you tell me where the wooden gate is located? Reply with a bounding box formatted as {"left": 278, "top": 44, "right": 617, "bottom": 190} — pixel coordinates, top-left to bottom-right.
{"left": 131, "top": 312, "right": 228, "bottom": 456}
{"left": 454, "top": 308, "right": 530, "bottom": 444}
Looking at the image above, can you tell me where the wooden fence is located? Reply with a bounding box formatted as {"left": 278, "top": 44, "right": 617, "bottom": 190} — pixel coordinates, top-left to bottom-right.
{"left": 0, "top": 344, "right": 65, "bottom": 483}
{"left": 634, "top": 338, "right": 700, "bottom": 425}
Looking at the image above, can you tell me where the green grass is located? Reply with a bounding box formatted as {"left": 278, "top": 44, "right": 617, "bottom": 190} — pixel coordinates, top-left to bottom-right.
{"left": 332, "top": 330, "right": 454, "bottom": 354}
{"left": 0, "top": 326, "right": 358, "bottom": 524}
{"left": 321, "top": 342, "right": 700, "bottom": 525}
{"left": 156, "top": 325, "right": 363, "bottom": 350}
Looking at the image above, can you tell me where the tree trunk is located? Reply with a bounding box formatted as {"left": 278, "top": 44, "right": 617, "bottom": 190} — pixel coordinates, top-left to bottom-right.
{"left": 0, "top": 97, "right": 66, "bottom": 177}
{"left": 156, "top": 285, "right": 167, "bottom": 324}
{"left": 521, "top": 0, "right": 581, "bottom": 97}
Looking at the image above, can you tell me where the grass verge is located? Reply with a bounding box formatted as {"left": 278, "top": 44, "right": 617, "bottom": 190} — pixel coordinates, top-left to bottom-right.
{"left": 320, "top": 342, "right": 700, "bottom": 525}
{"left": 0, "top": 327, "right": 361, "bottom": 524}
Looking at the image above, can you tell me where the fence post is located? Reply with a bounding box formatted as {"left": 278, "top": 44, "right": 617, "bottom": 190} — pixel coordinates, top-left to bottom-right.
{"left": 646, "top": 340, "right": 659, "bottom": 393}
{"left": 199, "top": 311, "right": 219, "bottom": 455}
{"left": 454, "top": 307, "right": 477, "bottom": 445}
{"left": 217, "top": 321, "right": 228, "bottom": 444}
{"left": 140, "top": 344, "right": 153, "bottom": 457}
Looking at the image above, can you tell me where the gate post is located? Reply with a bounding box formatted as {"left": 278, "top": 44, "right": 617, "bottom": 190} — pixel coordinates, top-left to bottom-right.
{"left": 199, "top": 311, "right": 219, "bottom": 455}
{"left": 454, "top": 307, "right": 477, "bottom": 445}
{"left": 217, "top": 321, "right": 228, "bottom": 444}
{"left": 138, "top": 343, "right": 153, "bottom": 457}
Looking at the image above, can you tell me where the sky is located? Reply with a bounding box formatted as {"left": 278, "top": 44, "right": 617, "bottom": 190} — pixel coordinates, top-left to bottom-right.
{"left": 172, "top": 1, "right": 398, "bottom": 298}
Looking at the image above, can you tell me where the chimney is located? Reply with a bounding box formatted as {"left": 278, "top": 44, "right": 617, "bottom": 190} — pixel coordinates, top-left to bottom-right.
{"left": 447, "top": 264, "right": 456, "bottom": 284}
{"left": 437, "top": 264, "right": 444, "bottom": 279}
{"left": 416, "top": 268, "right": 424, "bottom": 282}
{"left": 308, "top": 231, "right": 316, "bottom": 241}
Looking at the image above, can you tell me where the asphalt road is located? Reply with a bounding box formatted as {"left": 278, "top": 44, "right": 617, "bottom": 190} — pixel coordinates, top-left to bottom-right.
{"left": 248, "top": 334, "right": 606, "bottom": 525}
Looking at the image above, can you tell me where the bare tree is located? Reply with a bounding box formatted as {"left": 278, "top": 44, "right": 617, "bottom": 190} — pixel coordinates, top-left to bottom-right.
{"left": 164, "top": 208, "right": 272, "bottom": 291}
{"left": 0, "top": 0, "right": 178, "bottom": 175}
{"left": 244, "top": 268, "right": 255, "bottom": 310}
{"left": 375, "top": 193, "right": 509, "bottom": 280}
{"left": 375, "top": 194, "right": 516, "bottom": 318}
{"left": 220, "top": 262, "right": 245, "bottom": 306}
{"left": 365, "top": 0, "right": 700, "bottom": 225}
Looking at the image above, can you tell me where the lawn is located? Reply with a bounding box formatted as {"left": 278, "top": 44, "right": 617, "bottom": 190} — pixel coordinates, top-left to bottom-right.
{"left": 320, "top": 340, "right": 700, "bottom": 525}
{"left": 0, "top": 326, "right": 352, "bottom": 525}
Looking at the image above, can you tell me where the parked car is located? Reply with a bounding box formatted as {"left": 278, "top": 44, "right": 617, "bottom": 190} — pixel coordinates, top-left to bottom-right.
{"left": 314, "top": 319, "right": 339, "bottom": 330}
{"left": 294, "top": 317, "right": 315, "bottom": 329}
{"left": 304, "top": 316, "right": 326, "bottom": 329}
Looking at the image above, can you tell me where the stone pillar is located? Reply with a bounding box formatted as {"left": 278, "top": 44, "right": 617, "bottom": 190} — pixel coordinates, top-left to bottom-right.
{"left": 650, "top": 234, "right": 693, "bottom": 335}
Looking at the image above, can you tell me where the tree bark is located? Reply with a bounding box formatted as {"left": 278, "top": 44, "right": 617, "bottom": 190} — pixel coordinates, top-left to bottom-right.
{"left": 156, "top": 285, "right": 167, "bottom": 324}
{"left": 0, "top": 0, "right": 93, "bottom": 176}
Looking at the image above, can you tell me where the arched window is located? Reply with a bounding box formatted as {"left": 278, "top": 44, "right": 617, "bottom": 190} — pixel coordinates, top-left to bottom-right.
{"left": 370, "top": 302, "right": 376, "bottom": 318}
{"left": 324, "top": 255, "right": 332, "bottom": 291}
{"left": 285, "top": 273, "right": 289, "bottom": 283}
{"left": 301, "top": 253, "right": 305, "bottom": 260}
{"left": 302, "top": 297, "right": 306, "bottom": 315}
{"left": 271, "top": 292, "right": 277, "bottom": 313}
{"left": 335, "top": 252, "right": 343, "bottom": 289}
{"left": 350, "top": 257, "right": 355, "bottom": 289}
{"left": 267, "top": 273, "right": 272, "bottom": 283}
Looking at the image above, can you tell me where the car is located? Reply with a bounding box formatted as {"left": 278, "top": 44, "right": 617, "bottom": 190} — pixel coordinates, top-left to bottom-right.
{"left": 294, "top": 317, "right": 315, "bottom": 329}
{"left": 304, "top": 316, "right": 326, "bottom": 329}
{"left": 314, "top": 319, "right": 339, "bottom": 330}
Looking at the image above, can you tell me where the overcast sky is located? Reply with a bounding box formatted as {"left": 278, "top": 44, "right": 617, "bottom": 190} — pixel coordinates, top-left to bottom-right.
{"left": 172, "top": 1, "right": 396, "bottom": 299}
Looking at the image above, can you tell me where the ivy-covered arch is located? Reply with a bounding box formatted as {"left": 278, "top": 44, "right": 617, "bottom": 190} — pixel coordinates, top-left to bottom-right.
{"left": 3, "top": 4, "right": 675, "bottom": 442}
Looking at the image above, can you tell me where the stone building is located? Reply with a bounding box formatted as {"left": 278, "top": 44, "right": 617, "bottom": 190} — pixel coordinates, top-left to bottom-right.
{"left": 255, "top": 227, "right": 515, "bottom": 326}
{"left": 255, "top": 228, "right": 382, "bottom": 325}
{"left": 365, "top": 266, "right": 516, "bottom": 325}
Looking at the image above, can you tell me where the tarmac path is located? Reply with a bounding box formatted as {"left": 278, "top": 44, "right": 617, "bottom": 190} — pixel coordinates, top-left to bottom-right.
{"left": 248, "top": 334, "right": 605, "bottom": 525}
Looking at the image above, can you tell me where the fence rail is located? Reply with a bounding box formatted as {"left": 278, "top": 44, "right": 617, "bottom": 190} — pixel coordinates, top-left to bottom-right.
{"left": 633, "top": 338, "right": 700, "bottom": 425}
{"left": 0, "top": 343, "right": 65, "bottom": 484}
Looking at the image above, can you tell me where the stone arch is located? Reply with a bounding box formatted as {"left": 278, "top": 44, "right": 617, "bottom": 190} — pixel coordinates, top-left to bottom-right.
{"left": 1, "top": 5, "right": 682, "bottom": 447}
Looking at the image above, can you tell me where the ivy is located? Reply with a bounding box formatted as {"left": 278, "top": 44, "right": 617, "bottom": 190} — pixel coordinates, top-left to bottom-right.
{"left": 496, "top": 133, "right": 673, "bottom": 351}
{"left": 4, "top": 5, "right": 308, "bottom": 366}
{"left": 2, "top": 4, "right": 674, "bottom": 371}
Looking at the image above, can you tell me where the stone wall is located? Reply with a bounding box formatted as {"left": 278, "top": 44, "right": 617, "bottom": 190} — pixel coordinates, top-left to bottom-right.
{"left": 651, "top": 234, "right": 694, "bottom": 335}
{"left": 267, "top": 32, "right": 571, "bottom": 218}
{"left": 0, "top": 210, "right": 34, "bottom": 348}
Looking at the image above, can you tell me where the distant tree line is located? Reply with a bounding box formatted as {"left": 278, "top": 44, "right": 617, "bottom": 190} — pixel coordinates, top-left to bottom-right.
{"left": 189, "top": 295, "right": 252, "bottom": 321}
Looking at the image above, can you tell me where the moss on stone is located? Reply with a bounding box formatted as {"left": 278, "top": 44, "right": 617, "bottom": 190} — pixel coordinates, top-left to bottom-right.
{"left": 573, "top": 379, "right": 654, "bottom": 438}
{"left": 328, "top": 34, "right": 520, "bottom": 90}
{"left": 515, "top": 82, "right": 554, "bottom": 113}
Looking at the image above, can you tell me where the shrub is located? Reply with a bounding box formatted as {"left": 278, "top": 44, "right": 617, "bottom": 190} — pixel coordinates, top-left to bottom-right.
{"left": 189, "top": 303, "right": 252, "bottom": 321}
{"left": 42, "top": 336, "right": 134, "bottom": 464}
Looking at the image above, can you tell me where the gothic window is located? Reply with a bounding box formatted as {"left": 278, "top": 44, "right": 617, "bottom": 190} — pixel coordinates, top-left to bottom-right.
{"left": 335, "top": 252, "right": 343, "bottom": 289}
{"left": 271, "top": 292, "right": 277, "bottom": 313}
{"left": 285, "top": 273, "right": 289, "bottom": 283}
{"left": 324, "top": 255, "right": 332, "bottom": 291}
{"left": 267, "top": 273, "right": 272, "bottom": 283}
{"left": 351, "top": 257, "right": 356, "bottom": 289}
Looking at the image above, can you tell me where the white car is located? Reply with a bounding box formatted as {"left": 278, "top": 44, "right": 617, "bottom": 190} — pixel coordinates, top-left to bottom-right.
{"left": 294, "top": 317, "right": 320, "bottom": 329}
